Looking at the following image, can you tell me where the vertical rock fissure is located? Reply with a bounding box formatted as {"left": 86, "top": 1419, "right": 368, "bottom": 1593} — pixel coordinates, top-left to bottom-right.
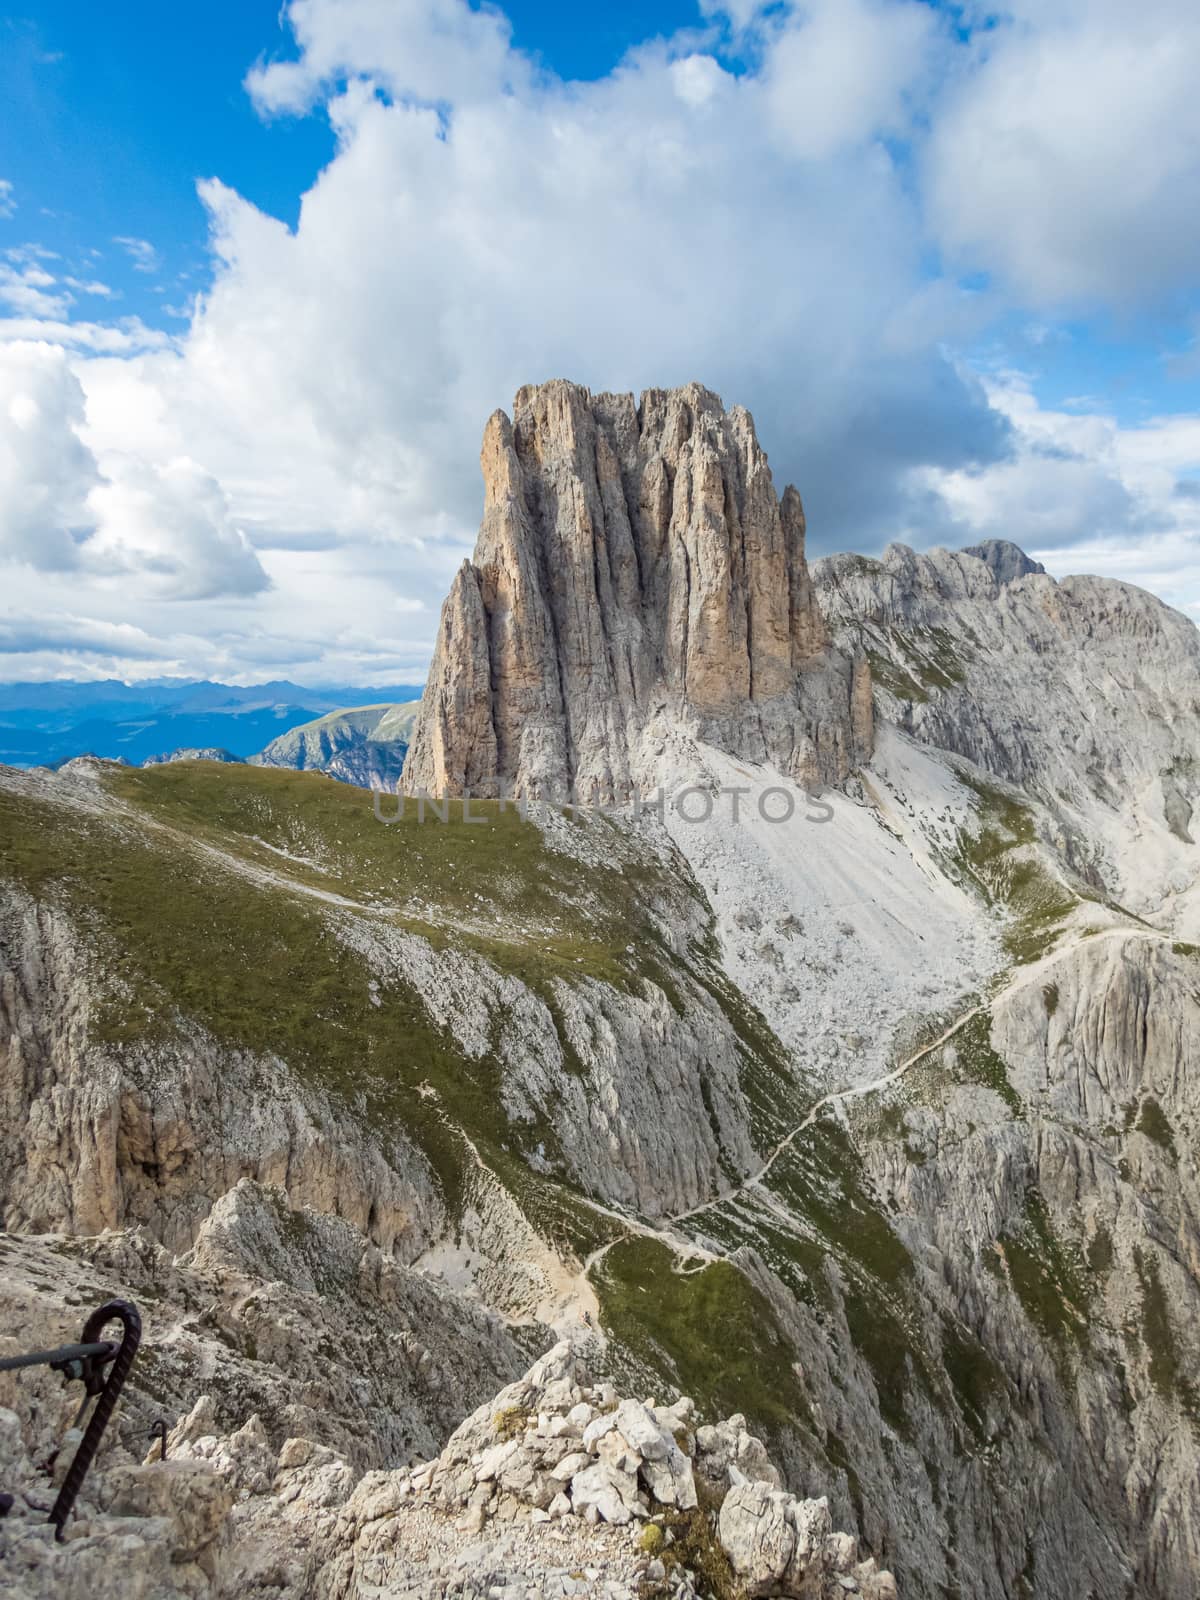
{"left": 726, "top": 465, "right": 755, "bottom": 705}
{"left": 526, "top": 468, "right": 576, "bottom": 793}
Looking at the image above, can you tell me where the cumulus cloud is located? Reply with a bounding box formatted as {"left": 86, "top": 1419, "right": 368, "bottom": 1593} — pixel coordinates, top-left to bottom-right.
{"left": 244, "top": 0, "right": 522, "bottom": 115}
{"left": 84, "top": 0, "right": 1006, "bottom": 581}
{"left": 3, "top": 0, "right": 1200, "bottom": 681}
{"left": 926, "top": 0, "right": 1200, "bottom": 305}
{"left": 921, "top": 373, "right": 1200, "bottom": 610}
{"left": 85, "top": 456, "right": 270, "bottom": 600}
{"left": 0, "top": 341, "right": 100, "bottom": 568}
{"left": 761, "top": 0, "right": 941, "bottom": 160}
{"left": 0, "top": 180, "right": 14, "bottom": 219}
{"left": 0, "top": 342, "right": 267, "bottom": 603}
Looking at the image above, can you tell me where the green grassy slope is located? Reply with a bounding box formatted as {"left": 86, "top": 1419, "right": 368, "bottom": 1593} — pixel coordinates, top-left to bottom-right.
{"left": 0, "top": 760, "right": 800, "bottom": 1263}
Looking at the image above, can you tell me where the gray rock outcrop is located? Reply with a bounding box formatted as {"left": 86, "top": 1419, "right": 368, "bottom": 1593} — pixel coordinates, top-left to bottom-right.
{"left": 142, "top": 747, "right": 243, "bottom": 766}
{"left": 959, "top": 539, "right": 1045, "bottom": 584}
{"left": 813, "top": 538, "right": 1200, "bottom": 934}
{"left": 0, "top": 1316, "right": 893, "bottom": 1600}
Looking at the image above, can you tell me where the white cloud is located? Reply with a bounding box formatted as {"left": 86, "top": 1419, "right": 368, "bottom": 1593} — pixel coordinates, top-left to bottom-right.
{"left": 0, "top": 262, "right": 71, "bottom": 318}
{"left": 0, "top": 611, "right": 168, "bottom": 660}
{"left": 0, "top": 316, "right": 170, "bottom": 354}
{"left": 0, "top": 539, "right": 445, "bottom": 684}
{"left": 85, "top": 457, "right": 270, "bottom": 600}
{"left": 5, "top": 244, "right": 58, "bottom": 266}
{"left": 920, "top": 372, "right": 1200, "bottom": 611}
{"left": 0, "top": 341, "right": 267, "bottom": 601}
{"left": 926, "top": 0, "right": 1200, "bottom": 304}
{"left": 113, "top": 236, "right": 162, "bottom": 274}
{"left": 0, "top": 180, "right": 14, "bottom": 220}
{"left": 63, "top": 277, "right": 115, "bottom": 298}
{"left": 668, "top": 54, "right": 728, "bottom": 110}
{"left": 0, "top": 342, "right": 99, "bottom": 568}
{"left": 4, "top": 0, "right": 1200, "bottom": 682}
{"left": 85, "top": 3, "right": 1001, "bottom": 585}
{"left": 245, "top": 0, "right": 522, "bottom": 116}
{"left": 762, "top": 0, "right": 941, "bottom": 160}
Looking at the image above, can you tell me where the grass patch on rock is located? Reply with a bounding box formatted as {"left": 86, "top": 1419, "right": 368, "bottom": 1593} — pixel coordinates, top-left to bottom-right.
{"left": 945, "top": 774, "right": 1077, "bottom": 967}
{"left": 991, "top": 1188, "right": 1091, "bottom": 1354}
{"left": 107, "top": 762, "right": 679, "bottom": 994}
{"left": 950, "top": 1011, "right": 1023, "bottom": 1115}
{"left": 0, "top": 776, "right": 668, "bottom": 1245}
{"left": 657, "top": 1503, "right": 744, "bottom": 1600}
{"left": 1135, "top": 1097, "right": 1177, "bottom": 1162}
{"left": 761, "top": 1125, "right": 932, "bottom": 1436}
{"left": 865, "top": 624, "right": 969, "bottom": 706}
{"left": 769, "top": 1123, "right": 913, "bottom": 1289}
{"left": 941, "top": 1317, "right": 1005, "bottom": 1444}
{"left": 1132, "top": 1248, "right": 1199, "bottom": 1421}
{"left": 1086, "top": 1226, "right": 1114, "bottom": 1277}
{"left": 594, "top": 1237, "right": 806, "bottom": 1431}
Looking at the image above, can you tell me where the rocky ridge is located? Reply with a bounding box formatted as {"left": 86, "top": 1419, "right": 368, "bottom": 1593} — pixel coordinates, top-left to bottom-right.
{"left": 812, "top": 539, "right": 1200, "bottom": 935}
{"left": 0, "top": 1286, "right": 890, "bottom": 1600}
{"left": 142, "top": 747, "right": 243, "bottom": 767}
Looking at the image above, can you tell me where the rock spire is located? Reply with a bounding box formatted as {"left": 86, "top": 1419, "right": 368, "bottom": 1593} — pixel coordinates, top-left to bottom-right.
{"left": 403, "top": 380, "right": 871, "bottom": 800}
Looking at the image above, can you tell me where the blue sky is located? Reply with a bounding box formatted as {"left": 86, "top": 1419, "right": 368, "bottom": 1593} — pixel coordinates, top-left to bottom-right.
{"left": 0, "top": 3, "right": 707, "bottom": 326}
{"left": 2, "top": 0, "right": 1200, "bottom": 684}
{"left": 0, "top": 7, "right": 334, "bottom": 319}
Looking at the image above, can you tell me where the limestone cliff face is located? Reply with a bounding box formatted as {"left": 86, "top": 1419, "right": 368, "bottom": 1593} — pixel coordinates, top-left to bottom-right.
{"left": 0, "top": 891, "right": 442, "bottom": 1259}
{"left": 404, "top": 381, "right": 869, "bottom": 799}
{"left": 813, "top": 539, "right": 1200, "bottom": 935}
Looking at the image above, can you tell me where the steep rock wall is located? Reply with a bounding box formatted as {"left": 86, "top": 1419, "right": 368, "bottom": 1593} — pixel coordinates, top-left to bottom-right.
{"left": 404, "top": 380, "right": 871, "bottom": 801}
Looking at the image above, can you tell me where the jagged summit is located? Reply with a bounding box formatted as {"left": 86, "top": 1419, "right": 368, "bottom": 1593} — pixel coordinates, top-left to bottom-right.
{"left": 960, "top": 537, "right": 1046, "bottom": 584}
{"left": 402, "top": 380, "right": 872, "bottom": 800}
{"left": 812, "top": 535, "right": 1200, "bottom": 805}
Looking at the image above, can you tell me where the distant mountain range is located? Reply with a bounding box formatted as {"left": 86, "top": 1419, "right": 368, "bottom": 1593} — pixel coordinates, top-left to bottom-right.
{"left": 0, "top": 679, "right": 424, "bottom": 770}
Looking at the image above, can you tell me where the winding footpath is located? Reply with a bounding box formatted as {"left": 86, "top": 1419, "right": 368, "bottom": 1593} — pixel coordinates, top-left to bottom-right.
{"left": 572, "top": 922, "right": 1165, "bottom": 1309}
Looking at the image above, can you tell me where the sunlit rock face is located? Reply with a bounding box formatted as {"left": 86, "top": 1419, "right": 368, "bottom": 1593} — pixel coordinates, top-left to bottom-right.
{"left": 403, "top": 379, "right": 871, "bottom": 801}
